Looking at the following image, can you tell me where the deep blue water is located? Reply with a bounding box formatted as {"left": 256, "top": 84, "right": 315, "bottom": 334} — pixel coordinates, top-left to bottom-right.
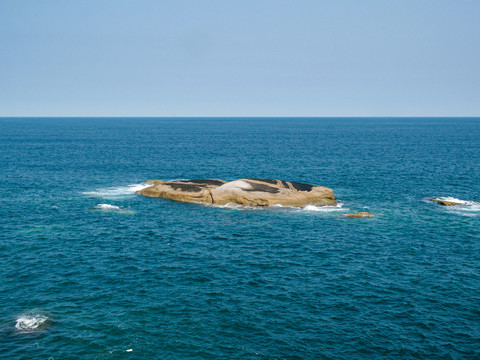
{"left": 1, "top": 117, "right": 479, "bottom": 359}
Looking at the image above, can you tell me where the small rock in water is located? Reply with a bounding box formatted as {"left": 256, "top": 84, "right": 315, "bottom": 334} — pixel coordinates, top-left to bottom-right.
{"left": 345, "top": 212, "right": 374, "bottom": 218}
{"left": 430, "top": 198, "right": 462, "bottom": 206}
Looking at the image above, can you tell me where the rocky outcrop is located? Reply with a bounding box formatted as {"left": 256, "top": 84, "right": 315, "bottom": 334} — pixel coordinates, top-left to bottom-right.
{"left": 345, "top": 212, "right": 374, "bottom": 218}
{"left": 137, "top": 178, "right": 337, "bottom": 207}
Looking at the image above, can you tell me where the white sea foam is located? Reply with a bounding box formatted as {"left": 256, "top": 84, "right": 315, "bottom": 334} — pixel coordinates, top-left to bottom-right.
{"left": 82, "top": 183, "right": 152, "bottom": 199}
{"left": 302, "top": 203, "right": 345, "bottom": 212}
{"left": 214, "top": 202, "right": 346, "bottom": 212}
{"left": 15, "top": 315, "right": 48, "bottom": 331}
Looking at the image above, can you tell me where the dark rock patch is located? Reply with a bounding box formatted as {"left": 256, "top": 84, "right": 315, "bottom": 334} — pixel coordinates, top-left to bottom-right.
{"left": 167, "top": 183, "right": 203, "bottom": 192}
{"left": 289, "top": 181, "right": 314, "bottom": 192}
{"left": 178, "top": 179, "right": 226, "bottom": 186}
{"left": 243, "top": 181, "right": 280, "bottom": 194}
{"left": 246, "top": 178, "right": 278, "bottom": 185}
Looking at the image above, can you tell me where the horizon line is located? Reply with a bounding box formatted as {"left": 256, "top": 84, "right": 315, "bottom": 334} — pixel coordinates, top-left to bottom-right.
{"left": 1, "top": 116, "right": 479, "bottom": 119}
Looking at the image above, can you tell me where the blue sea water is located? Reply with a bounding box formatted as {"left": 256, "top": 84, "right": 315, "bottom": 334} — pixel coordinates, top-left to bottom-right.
{"left": 1, "top": 117, "right": 479, "bottom": 359}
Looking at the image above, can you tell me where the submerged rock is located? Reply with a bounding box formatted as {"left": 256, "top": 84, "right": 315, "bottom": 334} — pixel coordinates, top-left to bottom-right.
{"left": 345, "top": 212, "right": 374, "bottom": 218}
{"left": 137, "top": 178, "right": 336, "bottom": 207}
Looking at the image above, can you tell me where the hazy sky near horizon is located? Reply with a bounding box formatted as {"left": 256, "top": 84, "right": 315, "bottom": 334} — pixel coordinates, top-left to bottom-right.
{"left": 1, "top": 1, "right": 479, "bottom": 117}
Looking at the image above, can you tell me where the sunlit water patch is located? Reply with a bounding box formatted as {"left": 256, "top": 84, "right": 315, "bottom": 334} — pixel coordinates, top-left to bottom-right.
{"left": 18, "top": 224, "right": 59, "bottom": 235}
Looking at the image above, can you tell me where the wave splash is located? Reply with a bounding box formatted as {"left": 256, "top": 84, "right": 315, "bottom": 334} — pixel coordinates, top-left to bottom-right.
{"left": 15, "top": 314, "right": 49, "bottom": 332}
{"left": 82, "top": 183, "right": 151, "bottom": 199}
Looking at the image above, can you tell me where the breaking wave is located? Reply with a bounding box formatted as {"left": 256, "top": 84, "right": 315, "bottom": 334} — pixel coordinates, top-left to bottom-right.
{"left": 82, "top": 183, "right": 151, "bottom": 199}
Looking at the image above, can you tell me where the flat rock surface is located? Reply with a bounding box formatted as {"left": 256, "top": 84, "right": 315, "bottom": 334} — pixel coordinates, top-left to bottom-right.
{"left": 137, "top": 178, "right": 336, "bottom": 207}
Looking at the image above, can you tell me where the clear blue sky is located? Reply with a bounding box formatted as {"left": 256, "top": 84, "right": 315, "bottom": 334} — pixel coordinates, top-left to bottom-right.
{"left": 1, "top": 0, "right": 479, "bottom": 117}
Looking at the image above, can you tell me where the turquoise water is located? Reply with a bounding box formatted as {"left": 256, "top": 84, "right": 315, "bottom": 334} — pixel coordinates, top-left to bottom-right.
{"left": 1, "top": 117, "right": 479, "bottom": 359}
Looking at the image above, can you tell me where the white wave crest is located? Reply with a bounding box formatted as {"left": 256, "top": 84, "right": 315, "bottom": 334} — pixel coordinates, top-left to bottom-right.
{"left": 94, "top": 203, "right": 121, "bottom": 211}
{"left": 82, "top": 183, "right": 152, "bottom": 199}
{"left": 15, "top": 315, "right": 48, "bottom": 331}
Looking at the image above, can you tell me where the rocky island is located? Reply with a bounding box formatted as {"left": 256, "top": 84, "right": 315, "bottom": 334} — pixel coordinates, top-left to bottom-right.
{"left": 137, "top": 178, "right": 337, "bottom": 207}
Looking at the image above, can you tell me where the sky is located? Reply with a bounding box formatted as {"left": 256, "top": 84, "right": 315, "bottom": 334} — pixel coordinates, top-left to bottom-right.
{"left": 0, "top": 0, "right": 479, "bottom": 117}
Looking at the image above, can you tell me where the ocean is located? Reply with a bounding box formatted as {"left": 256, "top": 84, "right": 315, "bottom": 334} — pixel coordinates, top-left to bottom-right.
{"left": 1, "top": 117, "right": 479, "bottom": 359}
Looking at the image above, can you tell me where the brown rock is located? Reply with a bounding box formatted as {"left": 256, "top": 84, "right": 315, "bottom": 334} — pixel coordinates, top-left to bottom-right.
{"left": 345, "top": 212, "right": 374, "bottom": 218}
{"left": 137, "top": 178, "right": 337, "bottom": 207}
